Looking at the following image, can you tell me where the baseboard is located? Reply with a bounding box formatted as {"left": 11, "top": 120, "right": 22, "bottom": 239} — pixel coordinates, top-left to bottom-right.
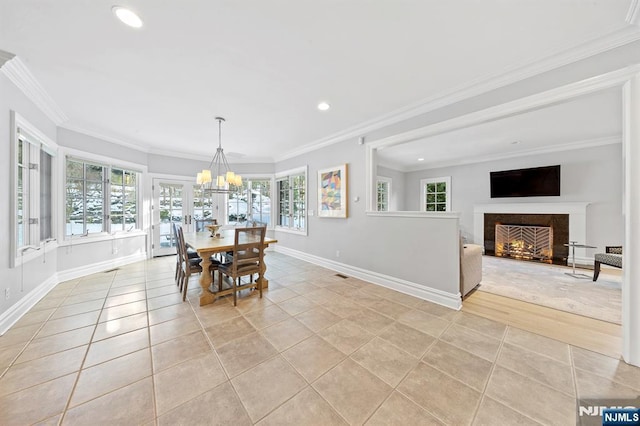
{"left": 274, "top": 246, "right": 462, "bottom": 310}
{"left": 57, "top": 252, "right": 147, "bottom": 283}
{"left": 1, "top": 252, "right": 148, "bottom": 336}
{"left": 0, "top": 275, "right": 58, "bottom": 335}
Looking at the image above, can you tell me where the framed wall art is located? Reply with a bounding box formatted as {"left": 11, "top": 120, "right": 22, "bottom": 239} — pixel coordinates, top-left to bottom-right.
{"left": 318, "top": 164, "right": 348, "bottom": 218}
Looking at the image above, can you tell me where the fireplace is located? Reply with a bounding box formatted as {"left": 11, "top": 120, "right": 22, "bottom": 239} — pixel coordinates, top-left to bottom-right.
{"left": 474, "top": 202, "right": 589, "bottom": 266}
{"left": 484, "top": 213, "right": 569, "bottom": 265}
{"left": 495, "top": 224, "right": 553, "bottom": 263}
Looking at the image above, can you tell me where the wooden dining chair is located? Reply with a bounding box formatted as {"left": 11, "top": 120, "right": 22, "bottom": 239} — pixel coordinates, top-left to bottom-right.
{"left": 217, "top": 226, "right": 266, "bottom": 306}
{"left": 173, "top": 223, "right": 200, "bottom": 286}
{"left": 177, "top": 226, "right": 219, "bottom": 301}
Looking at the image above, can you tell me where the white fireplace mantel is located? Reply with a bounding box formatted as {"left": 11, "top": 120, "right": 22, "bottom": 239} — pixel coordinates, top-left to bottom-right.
{"left": 473, "top": 202, "right": 591, "bottom": 263}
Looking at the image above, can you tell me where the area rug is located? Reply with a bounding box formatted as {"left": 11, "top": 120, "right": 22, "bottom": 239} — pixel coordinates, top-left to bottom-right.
{"left": 478, "top": 256, "right": 622, "bottom": 324}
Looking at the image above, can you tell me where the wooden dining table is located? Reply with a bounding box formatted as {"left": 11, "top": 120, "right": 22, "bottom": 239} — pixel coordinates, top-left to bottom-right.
{"left": 183, "top": 229, "right": 278, "bottom": 306}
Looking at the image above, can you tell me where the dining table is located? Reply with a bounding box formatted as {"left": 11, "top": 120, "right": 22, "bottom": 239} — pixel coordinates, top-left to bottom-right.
{"left": 183, "top": 229, "right": 278, "bottom": 306}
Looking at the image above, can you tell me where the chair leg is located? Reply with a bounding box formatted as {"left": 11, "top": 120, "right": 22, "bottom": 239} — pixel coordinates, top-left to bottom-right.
{"left": 593, "top": 261, "right": 601, "bottom": 281}
{"left": 258, "top": 273, "right": 263, "bottom": 299}
{"left": 233, "top": 278, "right": 238, "bottom": 306}
{"left": 182, "top": 274, "right": 189, "bottom": 301}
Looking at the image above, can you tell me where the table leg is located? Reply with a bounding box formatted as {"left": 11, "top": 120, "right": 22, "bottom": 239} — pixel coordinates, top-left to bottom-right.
{"left": 198, "top": 255, "right": 216, "bottom": 306}
{"left": 256, "top": 250, "right": 270, "bottom": 290}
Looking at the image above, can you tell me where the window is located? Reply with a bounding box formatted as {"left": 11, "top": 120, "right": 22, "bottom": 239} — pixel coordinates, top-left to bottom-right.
{"left": 376, "top": 176, "right": 391, "bottom": 212}
{"left": 11, "top": 112, "right": 58, "bottom": 266}
{"left": 65, "top": 158, "right": 140, "bottom": 236}
{"left": 228, "top": 178, "right": 272, "bottom": 227}
{"left": 420, "top": 177, "right": 451, "bottom": 212}
{"left": 276, "top": 167, "right": 307, "bottom": 233}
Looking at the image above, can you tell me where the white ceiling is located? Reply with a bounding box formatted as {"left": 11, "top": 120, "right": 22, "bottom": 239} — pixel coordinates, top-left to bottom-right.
{"left": 377, "top": 87, "right": 623, "bottom": 171}
{"left": 0, "top": 1, "right": 636, "bottom": 162}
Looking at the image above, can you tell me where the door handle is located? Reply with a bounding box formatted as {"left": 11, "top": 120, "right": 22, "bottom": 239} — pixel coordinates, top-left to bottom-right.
{"left": 184, "top": 215, "right": 188, "bottom": 225}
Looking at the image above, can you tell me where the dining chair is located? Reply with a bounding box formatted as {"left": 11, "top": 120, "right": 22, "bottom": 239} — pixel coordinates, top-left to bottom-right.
{"left": 177, "top": 226, "right": 219, "bottom": 301}
{"left": 173, "top": 223, "right": 201, "bottom": 286}
{"left": 217, "top": 226, "right": 266, "bottom": 306}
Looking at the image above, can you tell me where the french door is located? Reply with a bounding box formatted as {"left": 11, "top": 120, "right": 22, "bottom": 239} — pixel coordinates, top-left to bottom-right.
{"left": 151, "top": 178, "right": 225, "bottom": 256}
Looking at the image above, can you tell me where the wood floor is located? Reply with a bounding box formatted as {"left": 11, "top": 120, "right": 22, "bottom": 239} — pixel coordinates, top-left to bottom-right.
{"left": 462, "top": 290, "right": 622, "bottom": 359}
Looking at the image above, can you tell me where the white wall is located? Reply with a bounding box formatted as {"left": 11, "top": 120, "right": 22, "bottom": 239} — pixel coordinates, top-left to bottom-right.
{"left": 402, "top": 143, "right": 623, "bottom": 249}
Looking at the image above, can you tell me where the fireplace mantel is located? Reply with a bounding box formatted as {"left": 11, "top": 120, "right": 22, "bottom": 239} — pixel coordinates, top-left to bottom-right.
{"left": 473, "top": 202, "right": 591, "bottom": 264}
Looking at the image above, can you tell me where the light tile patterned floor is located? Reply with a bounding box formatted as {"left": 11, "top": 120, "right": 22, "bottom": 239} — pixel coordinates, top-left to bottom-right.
{"left": 1, "top": 252, "right": 639, "bottom": 425}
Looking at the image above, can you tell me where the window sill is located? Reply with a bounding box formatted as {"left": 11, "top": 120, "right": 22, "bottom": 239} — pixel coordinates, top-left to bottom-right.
{"left": 59, "top": 230, "right": 147, "bottom": 247}
{"left": 13, "top": 240, "right": 59, "bottom": 268}
{"left": 366, "top": 210, "right": 461, "bottom": 219}
{"left": 274, "top": 227, "right": 307, "bottom": 236}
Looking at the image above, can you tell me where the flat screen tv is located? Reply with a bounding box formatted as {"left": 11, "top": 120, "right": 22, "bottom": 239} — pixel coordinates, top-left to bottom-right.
{"left": 490, "top": 165, "right": 560, "bottom": 198}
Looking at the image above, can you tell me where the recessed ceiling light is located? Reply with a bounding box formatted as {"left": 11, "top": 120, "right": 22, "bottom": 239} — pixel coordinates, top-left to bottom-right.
{"left": 317, "top": 102, "right": 330, "bottom": 111}
{"left": 510, "top": 140, "right": 520, "bottom": 145}
{"left": 112, "top": 6, "right": 143, "bottom": 28}
{"left": 417, "top": 158, "right": 425, "bottom": 162}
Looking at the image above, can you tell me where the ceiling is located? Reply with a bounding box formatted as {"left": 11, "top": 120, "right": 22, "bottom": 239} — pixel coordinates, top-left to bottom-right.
{"left": 0, "top": 1, "right": 636, "bottom": 162}
{"left": 377, "top": 86, "right": 623, "bottom": 171}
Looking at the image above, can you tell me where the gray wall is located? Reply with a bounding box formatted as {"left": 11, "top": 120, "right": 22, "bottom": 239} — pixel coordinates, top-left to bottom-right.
{"left": 403, "top": 143, "right": 623, "bottom": 248}
{"left": 274, "top": 138, "right": 461, "bottom": 296}
{"left": 377, "top": 165, "right": 406, "bottom": 211}
{"left": 0, "top": 73, "right": 59, "bottom": 316}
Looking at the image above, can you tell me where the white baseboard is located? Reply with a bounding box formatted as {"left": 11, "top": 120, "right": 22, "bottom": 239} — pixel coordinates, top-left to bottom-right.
{"left": 274, "top": 246, "right": 462, "bottom": 310}
{"left": 0, "top": 252, "right": 148, "bottom": 336}
{"left": 0, "top": 275, "right": 58, "bottom": 335}
{"left": 57, "top": 252, "right": 147, "bottom": 283}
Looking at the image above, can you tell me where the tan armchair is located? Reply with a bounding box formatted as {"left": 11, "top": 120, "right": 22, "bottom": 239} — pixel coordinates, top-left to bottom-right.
{"left": 460, "top": 241, "right": 483, "bottom": 298}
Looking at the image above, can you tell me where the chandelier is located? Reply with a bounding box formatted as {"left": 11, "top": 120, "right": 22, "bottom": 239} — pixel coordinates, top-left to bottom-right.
{"left": 196, "top": 116, "right": 242, "bottom": 193}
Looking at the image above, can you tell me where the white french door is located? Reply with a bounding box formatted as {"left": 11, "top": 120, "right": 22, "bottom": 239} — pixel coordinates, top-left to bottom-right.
{"left": 151, "top": 178, "right": 225, "bottom": 256}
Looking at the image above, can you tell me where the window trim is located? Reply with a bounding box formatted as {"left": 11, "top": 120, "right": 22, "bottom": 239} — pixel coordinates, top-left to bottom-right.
{"left": 60, "top": 147, "right": 148, "bottom": 245}
{"left": 376, "top": 176, "right": 392, "bottom": 212}
{"left": 10, "top": 111, "right": 59, "bottom": 268}
{"left": 275, "top": 166, "right": 308, "bottom": 235}
{"left": 419, "top": 176, "right": 451, "bottom": 212}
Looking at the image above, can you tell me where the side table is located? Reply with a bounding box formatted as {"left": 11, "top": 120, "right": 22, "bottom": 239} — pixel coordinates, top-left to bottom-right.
{"left": 564, "top": 241, "right": 597, "bottom": 279}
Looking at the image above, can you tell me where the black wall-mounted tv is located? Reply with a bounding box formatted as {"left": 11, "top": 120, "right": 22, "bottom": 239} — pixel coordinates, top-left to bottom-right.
{"left": 490, "top": 165, "right": 560, "bottom": 198}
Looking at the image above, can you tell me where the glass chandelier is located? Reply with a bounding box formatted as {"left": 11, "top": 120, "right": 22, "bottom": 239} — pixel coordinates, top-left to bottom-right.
{"left": 196, "top": 116, "right": 242, "bottom": 193}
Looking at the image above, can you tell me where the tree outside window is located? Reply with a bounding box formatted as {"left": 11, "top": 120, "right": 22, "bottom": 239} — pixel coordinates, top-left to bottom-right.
{"left": 420, "top": 177, "right": 451, "bottom": 212}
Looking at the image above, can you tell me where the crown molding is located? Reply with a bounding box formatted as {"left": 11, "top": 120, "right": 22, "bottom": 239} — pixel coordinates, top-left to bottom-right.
{"left": 0, "top": 49, "right": 15, "bottom": 68}
{"left": 275, "top": 25, "right": 640, "bottom": 162}
{"left": 60, "top": 123, "right": 153, "bottom": 153}
{"left": 627, "top": 0, "right": 640, "bottom": 25}
{"left": 61, "top": 123, "right": 275, "bottom": 164}
{"left": 394, "top": 135, "right": 621, "bottom": 172}
{"left": 147, "top": 146, "right": 274, "bottom": 164}
{"left": 1, "top": 57, "right": 68, "bottom": 125}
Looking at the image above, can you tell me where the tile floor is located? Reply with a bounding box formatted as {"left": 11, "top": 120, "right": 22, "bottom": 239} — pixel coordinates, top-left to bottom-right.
{"left": 1, "top": 252, "right": 639, "bottom": 425}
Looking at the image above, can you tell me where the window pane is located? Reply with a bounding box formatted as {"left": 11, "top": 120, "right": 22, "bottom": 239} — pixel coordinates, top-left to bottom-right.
{"left": 86, "top": 164, "right": 103, "bottom": 181}
{"left": 436, "top": 203, "right": 446, "bottom": 212}
{"left": 426, "top": 183, "right": 436, "bottom": 193}
{"left": 426, "top": 204, "right": 436, "bottom": 212}
{"left": 66, "top": 160, "right": 83, "bottom": 178}
{"left": 40, "top": 150, "right": 53, "bottom": 240}
{"left": 436, "top": 193, "right": 446, "bottom": 203}
{"left": 436, "top": 182, "right": 446, "bottom": 192}
{"left": 426, "top": 194, "right": 435, "bottom": 203}
{"left": 228, "top": 181, "right": 249, "bottom": 224}
{"left": 66, "top": 179, "right": 84, "bottom": 235}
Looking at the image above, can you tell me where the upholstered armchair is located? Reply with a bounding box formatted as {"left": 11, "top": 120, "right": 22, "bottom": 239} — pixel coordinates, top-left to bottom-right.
{"left": 460, "top": 240, "right": 483, "bottom": 298}
{"left": 593, "top": 246, "right": 622, "bottom": 281}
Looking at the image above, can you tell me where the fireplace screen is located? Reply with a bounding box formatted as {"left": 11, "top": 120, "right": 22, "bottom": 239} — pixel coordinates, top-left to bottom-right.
{"left": 495, "top": 224, "right": 553, "bottom": 263}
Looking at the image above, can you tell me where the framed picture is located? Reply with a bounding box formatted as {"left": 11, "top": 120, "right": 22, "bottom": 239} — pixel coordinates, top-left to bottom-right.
{"left": 318, "top": 164, "right": 348, "bottom": 218}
